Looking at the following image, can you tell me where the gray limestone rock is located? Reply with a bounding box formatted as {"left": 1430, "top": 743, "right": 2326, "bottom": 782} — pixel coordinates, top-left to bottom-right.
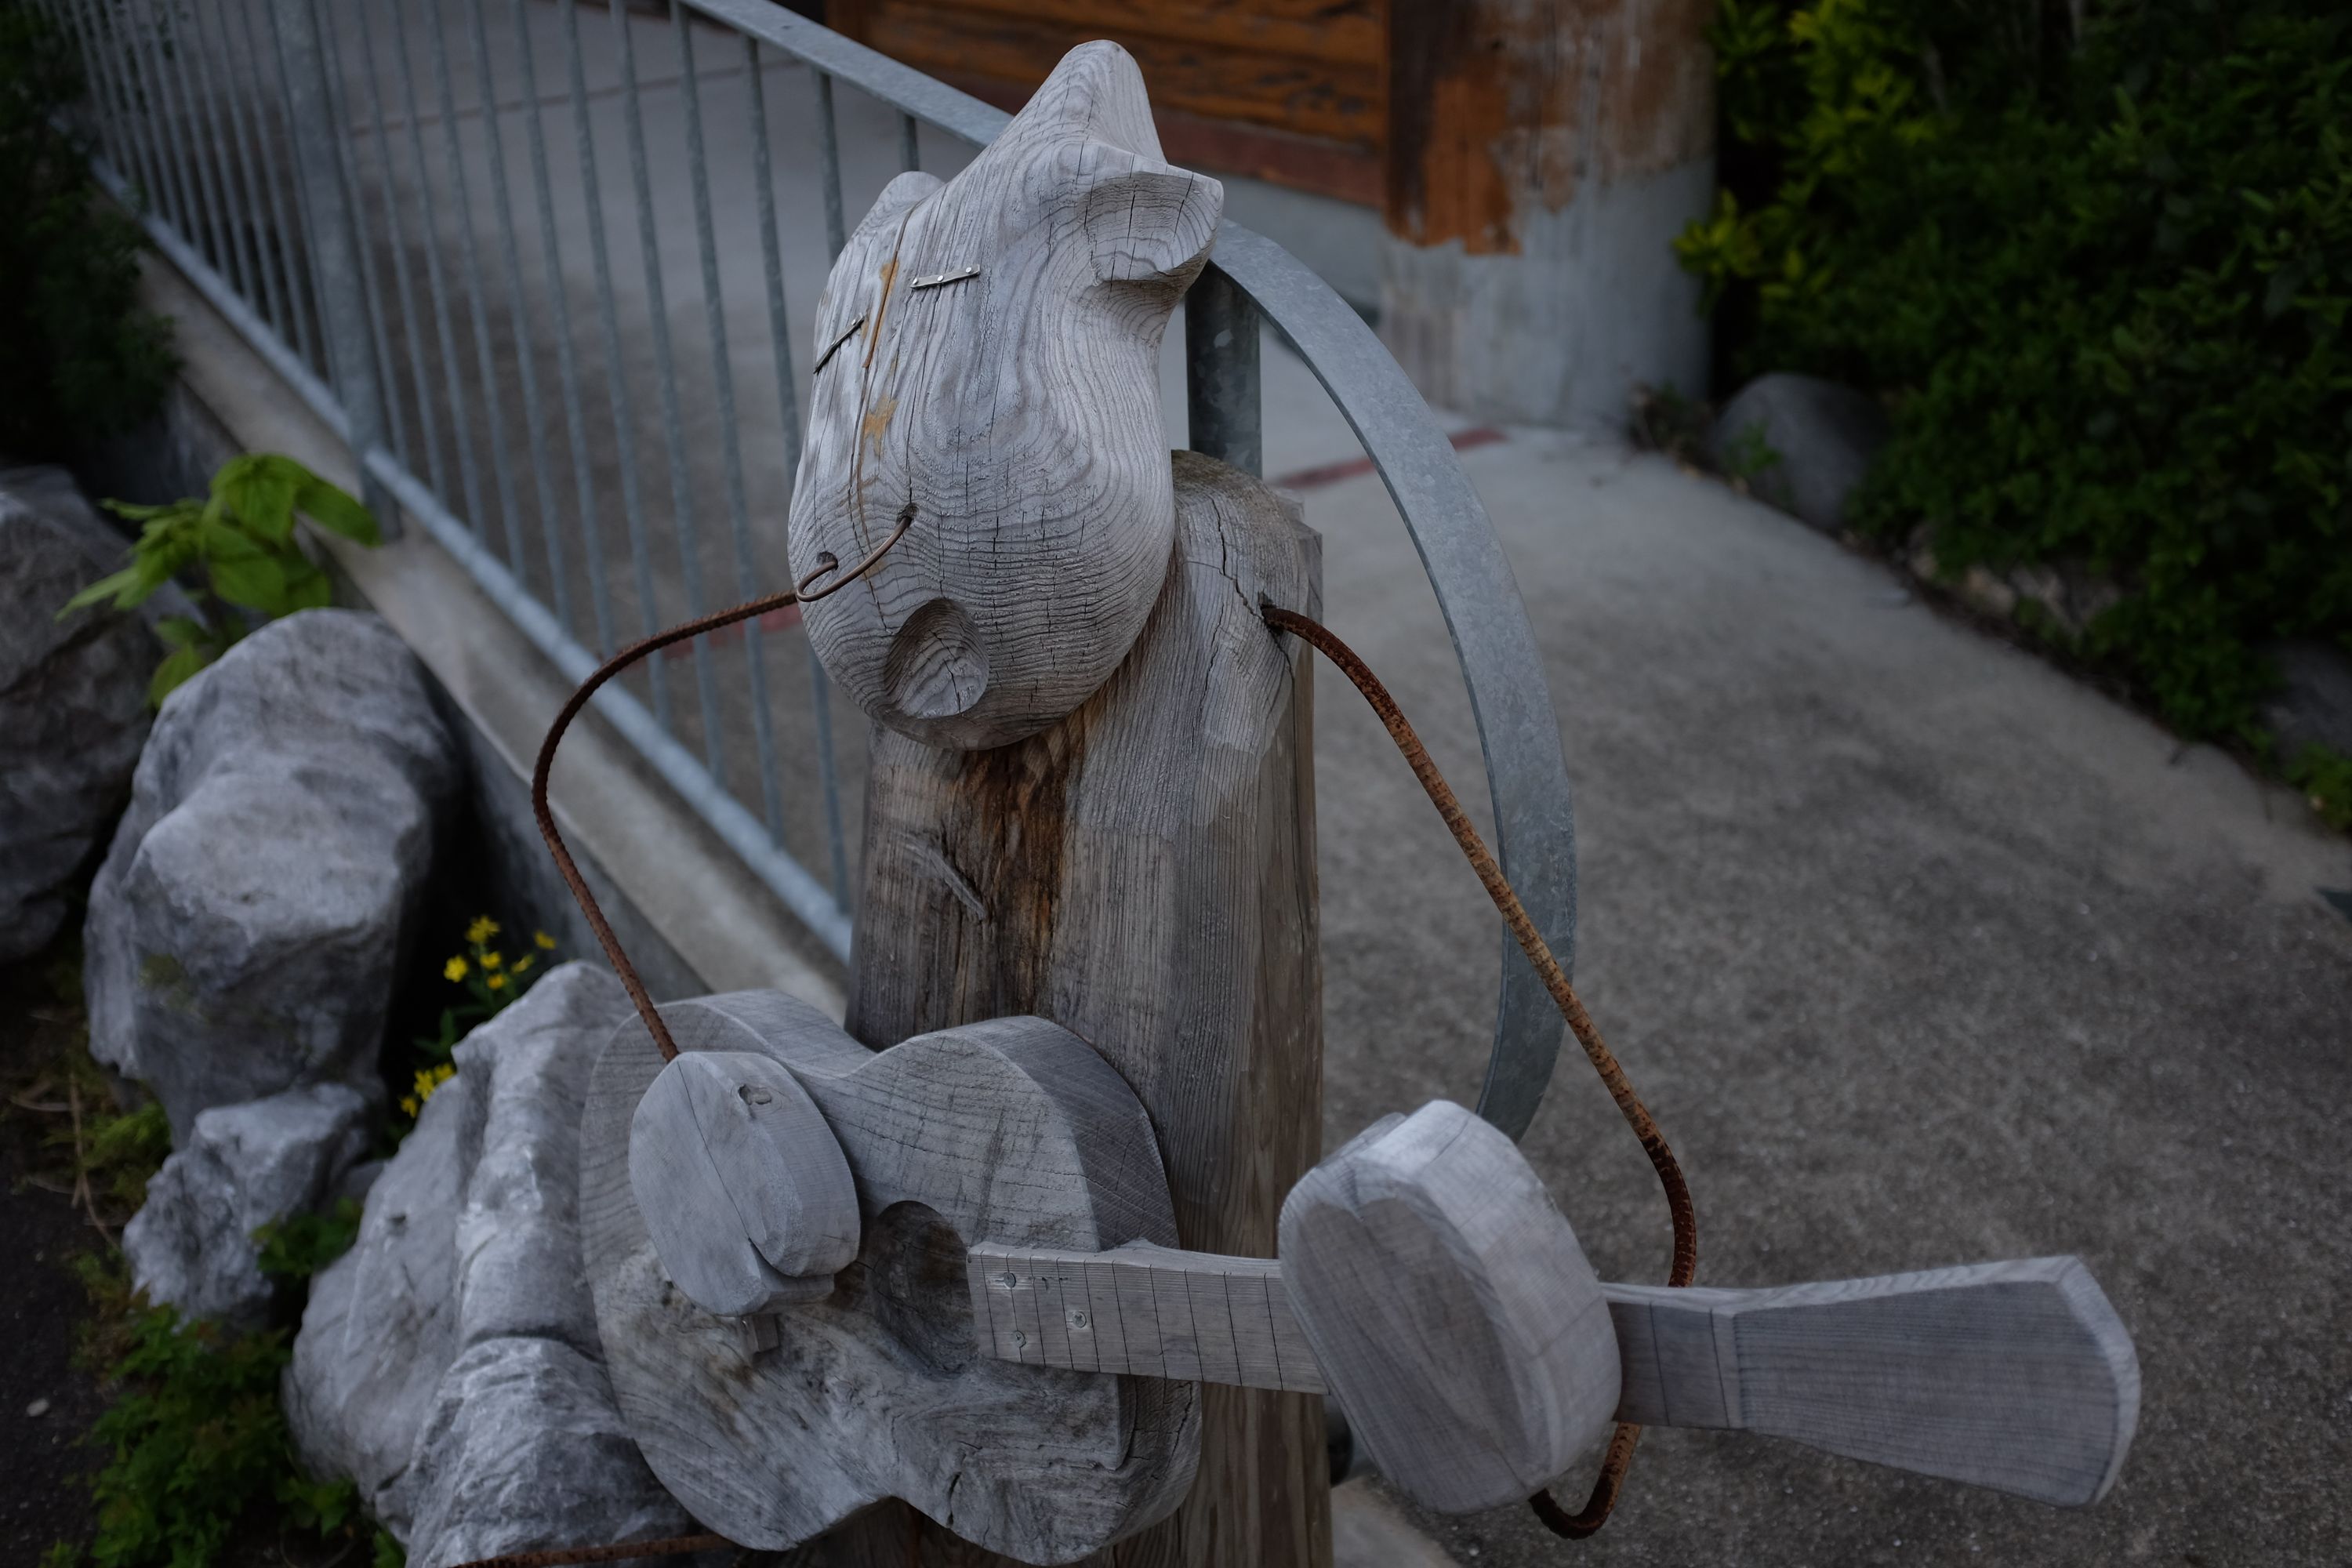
{"left": 122, "top": 1082, "right": 373, "bottom": 1330}
{"left": 0, "top": 466, "right": 155, "bottom": 961}
{"left": 2264, "top": 641, "right": 2352, "bottom": 764}
{"left": 402, "top": 1337, "right": 700, "bottom": 1568}
{"left": 286, "top": 964, "right": 647, "bottom": 1551}
{"left": 285, "top": 1070, "right": 470, "bottom": 1541}
{"left": 1708, "top": 373, "right": 1890, "bottom": 535}
{"left": 83, "top": 608, "right": 459, "bottom": 1142}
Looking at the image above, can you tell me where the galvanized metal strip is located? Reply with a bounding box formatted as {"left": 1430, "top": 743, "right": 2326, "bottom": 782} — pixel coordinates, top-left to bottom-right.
{"left": 564, "top": 0, "right": 674, "bottom": 728}
{"left": 611, "top": 0, "right": 730, "bottom": 782}
{"left": 148, "top": 0, "right": 236, "bottom": 289}
{"left": 309, "top": 0, "right": 412, "bottom": 477}
{"left": 384, "top": 0, "right": 490, "bottom": 539}
{"left": 199, "top": 0, "right": 293, "bottom": 363}
{"left": 673, "top": 6, "right": 786, "bottom": 840}
{"left": 231, "top": 0, "right": 321, "bottom": 369}
{"left": 175, "top": 1, "right": 262, "bottom": 314}
{"left": 744, "top": 37, "right": 851, "bottom": 905}
{"left": 350, "top": 0, "right": 452, "bottom": 502}
{"left": 422, "top": 0, "right": 528, "bottom": 573}
{"left": 509, "top": 0, "right": 619, "bottom": 658}
{"left": 460, "top": 0, "right": 573, "bottom": 633}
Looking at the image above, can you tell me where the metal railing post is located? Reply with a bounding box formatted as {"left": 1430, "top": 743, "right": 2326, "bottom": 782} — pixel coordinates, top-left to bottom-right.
{"left": 1185, "top": 261, "right": 1263, "bottom": 478}
{"left": 267, "top": 0, "right": 398, "bottom": 536}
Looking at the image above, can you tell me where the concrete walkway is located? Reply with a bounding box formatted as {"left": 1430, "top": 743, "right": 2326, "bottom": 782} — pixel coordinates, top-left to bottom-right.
{"left": 1298, "top": 410, "right": 2352, "bottom": 1565}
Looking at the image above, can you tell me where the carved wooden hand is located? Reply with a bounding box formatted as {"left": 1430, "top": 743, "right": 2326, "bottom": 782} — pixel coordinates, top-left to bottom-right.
{"left": 601, "top": 1000, "right": 2140, "bottom": 1556}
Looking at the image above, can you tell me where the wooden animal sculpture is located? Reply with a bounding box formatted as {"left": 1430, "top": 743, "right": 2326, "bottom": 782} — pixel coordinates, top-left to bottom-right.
{"left": 574, "top": 34, "right": 2140, "bottom": 1568}
{"left": 589, "top": 36, "right": 1325, "bottom": 1566}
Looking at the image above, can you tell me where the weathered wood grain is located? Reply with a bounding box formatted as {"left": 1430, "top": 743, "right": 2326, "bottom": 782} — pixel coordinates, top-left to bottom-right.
{"left": 971, "top": 1240, "right": 1326, "bottom": 1394}
{"left": 786, "top": 40, "right": 1225, "bottom": 752}
{"left": 628, "top": 1048, "right": 860, "bottom": 1316}
{"left": 831, "top": 447, "right": 1327, "bottom": 1568}
{"left": 1606, "top": 1258, "right": 2140, "bottom": 1507}
{"left": 1279, "top": 1101, "right": 1621, "bottom": 1516}
{"left": 582, "top": 996, "right": 1198, "bottom": 1562}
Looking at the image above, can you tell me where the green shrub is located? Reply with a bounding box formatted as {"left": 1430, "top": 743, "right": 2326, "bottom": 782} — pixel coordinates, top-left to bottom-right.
{"left": 0, "top": 5, "right": 176, "bottom": 459}
{"left": 62, "top": 453, "right": 379, "bottom": 704}
{"left": 1679, "top": 0, "right": 2352, "bottom": 743}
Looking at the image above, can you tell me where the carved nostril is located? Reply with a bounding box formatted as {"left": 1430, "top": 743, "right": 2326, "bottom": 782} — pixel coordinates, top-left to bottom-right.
{"left": 884, "top": 597, "right": 989, "bottom": 721}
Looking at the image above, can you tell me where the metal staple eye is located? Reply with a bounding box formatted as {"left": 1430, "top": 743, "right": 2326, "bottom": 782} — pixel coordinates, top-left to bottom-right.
{"left": 909, "top": 265, "right": 980, "bottom": 291}
{"left": 813, "top": 310, "right": 866, "bottom": 376}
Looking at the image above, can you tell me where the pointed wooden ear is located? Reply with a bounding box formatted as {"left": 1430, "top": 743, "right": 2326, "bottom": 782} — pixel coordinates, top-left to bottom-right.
{"left": 847, "top": 169, "right": 943, "bottom": 251}
{"left": 1065, "top": 143, "right": 1222, "bottom": 286}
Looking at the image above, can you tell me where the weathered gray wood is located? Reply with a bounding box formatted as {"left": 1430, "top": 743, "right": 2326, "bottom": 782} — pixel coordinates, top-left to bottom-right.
{"left": 786, "top": 40, "right": 1225, "bottom": 753}
{"left": 971, "top": 1241, "right": 1325, "bottom": 1394}
{"left": 581, "top": 996, "right": 1198, "bottom": 1562}
{"left": 1279, "top": 1101, "right": 1621, "bottom": 1516}
{"left": 628, "top": 1049, "right": 860, "bottom": 1316}
{"left": 1606, "top": 1257, "right": 2140, "bottom": 1507}
{"left": 832, "top": 447, "right": 1324, "bottom": 1563}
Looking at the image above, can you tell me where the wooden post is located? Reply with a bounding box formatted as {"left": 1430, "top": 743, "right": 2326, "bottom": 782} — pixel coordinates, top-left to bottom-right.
{"left": 822, "top": 454, "right": 1329, "bottom": 1566}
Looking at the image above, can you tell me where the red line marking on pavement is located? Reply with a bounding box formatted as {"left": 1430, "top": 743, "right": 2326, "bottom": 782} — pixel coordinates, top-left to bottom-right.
{"left": 1269, "top": 426, "right": 1506, "bottom": 492}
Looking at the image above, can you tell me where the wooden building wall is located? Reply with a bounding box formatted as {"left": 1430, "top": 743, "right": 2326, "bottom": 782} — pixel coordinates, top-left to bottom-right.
{"left": 827, "top": 0, "right": 1387, "bottom": 205}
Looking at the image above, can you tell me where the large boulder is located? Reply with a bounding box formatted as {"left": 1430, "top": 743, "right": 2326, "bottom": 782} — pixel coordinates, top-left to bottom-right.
{"left": 1707, "top": 373, "right": 1890, "bottom": 535}
{"left": 122, "top": 1082, "right": 373, "bottom": 1330}
{"left": 0, "top": 466, "right": 156, "bottom": 961}
{"left": 84, "top": 609, "right": 459, "bottom": 1142}
{"left": 288, "top": 964, "right": 699, "bottom": 1561}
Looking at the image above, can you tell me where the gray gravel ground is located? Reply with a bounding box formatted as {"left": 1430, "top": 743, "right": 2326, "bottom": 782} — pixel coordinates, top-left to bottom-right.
{"left": 1297, "top": 426, "right": 2352, "bottom": 1568}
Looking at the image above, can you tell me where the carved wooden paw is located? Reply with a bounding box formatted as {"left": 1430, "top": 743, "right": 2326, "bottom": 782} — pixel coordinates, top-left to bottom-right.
{"left": 580, "top": 993, "right": 1196, "bottom": 1563}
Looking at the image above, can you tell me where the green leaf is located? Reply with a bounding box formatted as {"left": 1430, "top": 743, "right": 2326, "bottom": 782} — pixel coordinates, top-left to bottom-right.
{"left": 147, "top": 644, "right": 212, "bottom": 706}
{"left": 295, "top": 474, "right": 380, "bottom": 546}
{"left": 154, "top": 615, "right": 209, "bottom": 649}
{"left": 212, "top": 453, "right": 303, "bottom": 544}
{"left": 58, "top": 564, "right": 143, "bottom": 617}
{"left": 207, "top": 550, "right": 290, "bottom": 615}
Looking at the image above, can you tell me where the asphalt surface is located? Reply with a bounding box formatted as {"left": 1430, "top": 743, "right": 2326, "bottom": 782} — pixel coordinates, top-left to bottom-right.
{"left": 1294, "top": 424, "right": 2352, "bottom": 1568}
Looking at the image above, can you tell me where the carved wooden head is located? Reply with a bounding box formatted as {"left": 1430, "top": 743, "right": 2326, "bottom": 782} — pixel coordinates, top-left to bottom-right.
{"left": 786, "top": 42, "right": 1222, "bottom": 750}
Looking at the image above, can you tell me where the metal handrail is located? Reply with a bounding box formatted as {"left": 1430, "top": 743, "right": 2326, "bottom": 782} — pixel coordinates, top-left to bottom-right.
{"left": 64, "top": 0, "right": 1576, "bottom": 1141}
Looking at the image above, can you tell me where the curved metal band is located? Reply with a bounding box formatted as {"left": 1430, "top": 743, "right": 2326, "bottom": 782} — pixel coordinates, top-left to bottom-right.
{"left": 684, "top": 0, "right": 1577, "bottom": 1139}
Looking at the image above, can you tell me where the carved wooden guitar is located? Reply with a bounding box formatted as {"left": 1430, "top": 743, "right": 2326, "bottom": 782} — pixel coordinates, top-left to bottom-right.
{"left": 586, "top": 997, "right": 2138, "bottom": 1561}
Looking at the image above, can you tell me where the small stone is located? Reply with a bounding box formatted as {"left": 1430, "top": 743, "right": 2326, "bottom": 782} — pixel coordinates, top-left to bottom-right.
{"left": 1958, "top": 565, "right": 2017, "bottom": 619}
{"left": 1706, "top": 373, "right": 1890, "bottom": 535}
{"left": 25, "top": 1399, "right": 50, "bottom": 1418}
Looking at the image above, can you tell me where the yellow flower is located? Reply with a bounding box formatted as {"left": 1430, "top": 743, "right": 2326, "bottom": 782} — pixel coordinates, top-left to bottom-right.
{"left": 534, "top": 931, "right": 557, "bottom": 950}
{"left": 400, "top": 1096, "right": 419, "bottom": 1116}
{"left": 486, "top": 973, "right": 507, "bottom": 992}
{"left": 444, "top": 956, "right": 469, "bottom": 982}
{"left": 512, "top": 955, "right": 535, "bottom": 975}
{"left": 466, "top": 915, "right": 500, "bottom": 945}
{"left": 481, "top": 950, "right": 503, "bottom": 971}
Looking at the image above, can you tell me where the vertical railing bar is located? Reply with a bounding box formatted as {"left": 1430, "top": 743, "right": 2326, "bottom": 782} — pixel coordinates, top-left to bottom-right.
{"left": 898, "top": 109, "right": 920, "bottom": 172}
{"left": 677, "top": 16, "right": 782, "bottom": 837}
{"left": 307, "top": 0, "right": 410, "bottom": 470}
{"left": 350, "top": 0, "right": 448, "bottom": 501}
{"left": 118, "top": 0, "right": 202, "bottom": 261}
{"left": 746, "top": 37, "right": 850, "bottom": 902}
{"left": 230, "top": 0, "right": 323, "bottom": 372}
{"left": 194, "top": 0, "right": 292, "bottom": 344}
{"left": 387, "top": 0, "right": 492, "bottom": 539}
{"left": 145, "top": 0, "right": 237, "bottom": 283}
{"left": 615, "top": 0, "right": 728, "bottom": 780}
{"left": 814, "top": 69, "right": 846, "bottom": 260}
{"left": 423, "top": 0, "right": 528, "bottom": 575}
{"left": 257, "top": 0, "right": 332, "bottom": 375}
{"left": 566, "top": 0, "right": 673, "bottom": 726}
{"left": 60, "top": 0, "right": 158, "bottom": 217}
{"left": 510, "top": 0, "right": 617, "bottom": 659}
{"left": 52, "top": 0, "right": 132, "bottom": 197}
{"left": 460, "top": 0, "right": 572, "bottom": 631}
{"left": 174, "top": 0, "right": 261, "bottom": 310}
